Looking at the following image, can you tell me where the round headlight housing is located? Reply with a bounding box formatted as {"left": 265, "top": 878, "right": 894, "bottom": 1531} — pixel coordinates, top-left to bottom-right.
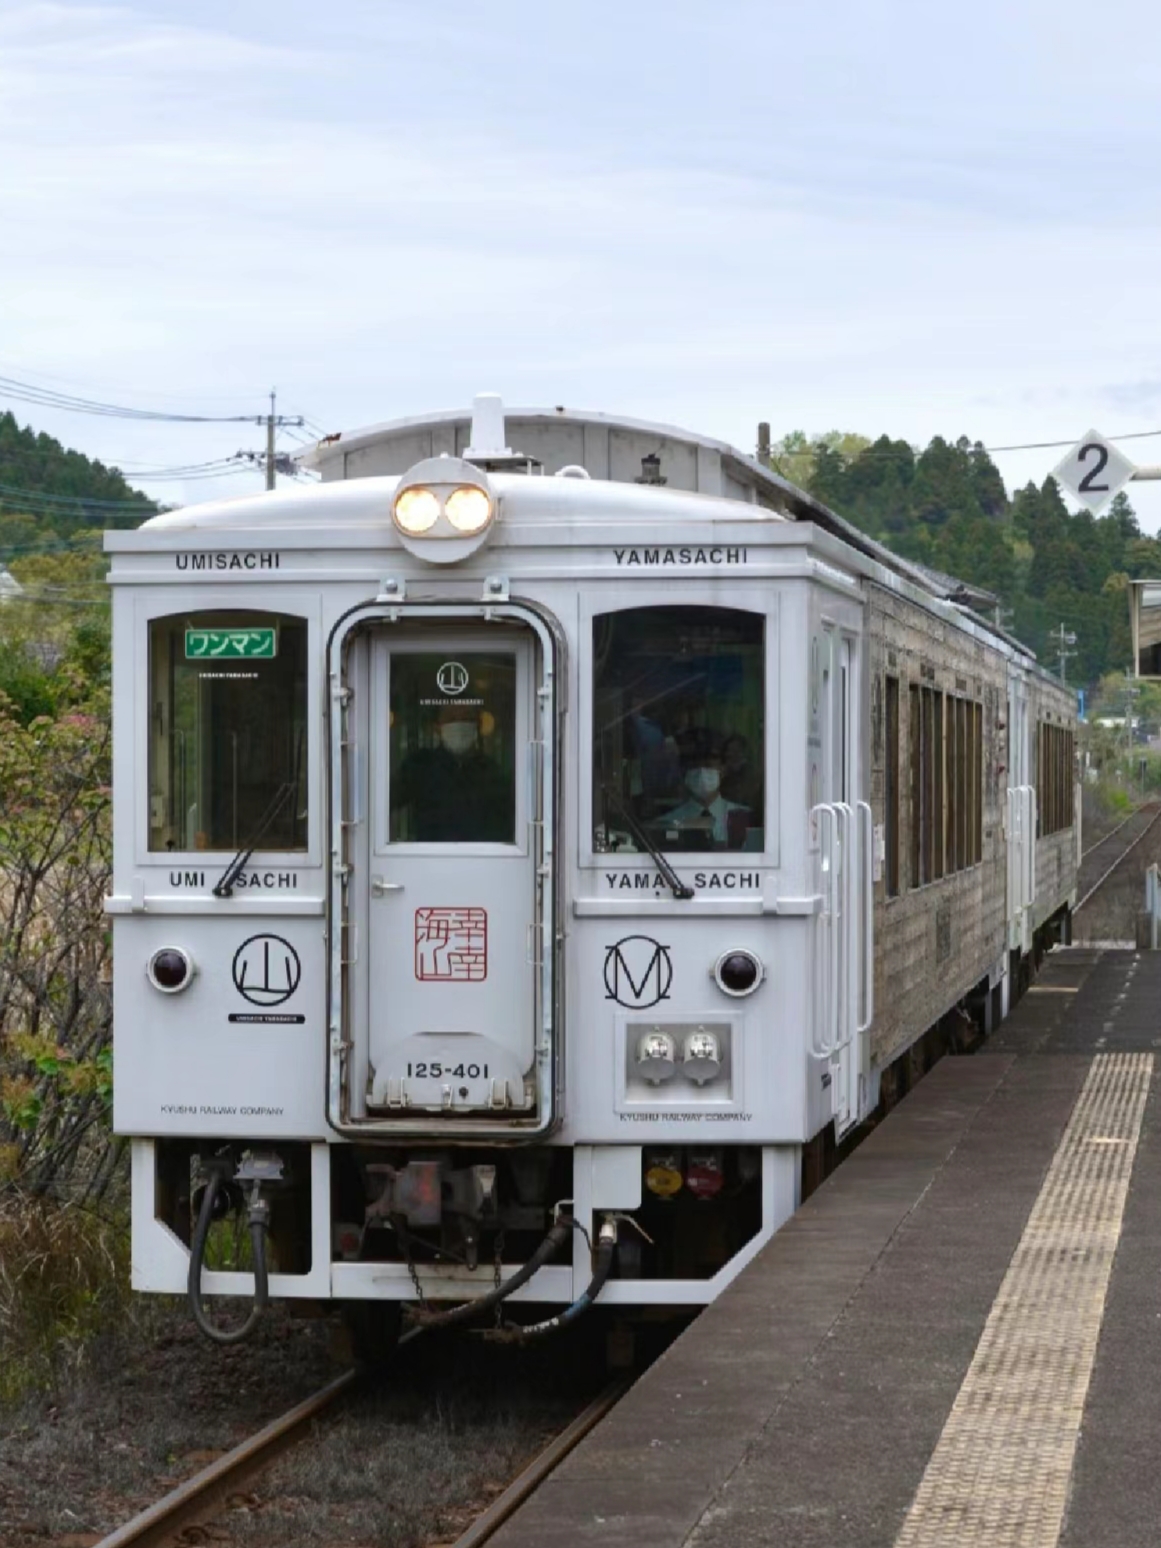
{"left": 392, "top": 486, "right": 440, "bottom": 535}
{"left": 713, "top": 948, "right": 763, "bottom": 998}
{"left": 147, "top": 946, "right": 195, "bottom": 994}
{"left": 444, "top": 486, "right": 493, "bottom": 534}
{"left": 388, "top": 457, "right": 497, "bottom": 563}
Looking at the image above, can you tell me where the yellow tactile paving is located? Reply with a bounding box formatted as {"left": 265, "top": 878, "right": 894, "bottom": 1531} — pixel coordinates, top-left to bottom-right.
{"left": 894, "top": 1052, "right": 1152, "bottom": 1548}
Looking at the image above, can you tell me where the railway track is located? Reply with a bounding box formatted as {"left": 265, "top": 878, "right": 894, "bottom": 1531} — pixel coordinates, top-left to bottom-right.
{"left": 93, "top": 1367, "right": 627, "bottom": 1548}
{"left": 1075, "top": 801, "right": 1161, "bottom": 914}
{"left": 1081, "top": 806, "right": 1144, "bottom": 860}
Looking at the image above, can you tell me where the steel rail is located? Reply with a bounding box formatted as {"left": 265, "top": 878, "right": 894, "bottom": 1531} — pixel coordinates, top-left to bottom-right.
{"left": 1075, "top": 803, "right": 1161, "bottom": 912}
{"left": 450, "top": 1378, "right": 631, "bottom": 1548}
{"left": 1081, "top": 806, "right": 1144, "bottom": 859}
{"left": 92, "top": 1368, "right": 357, "bottom": 1548}
{"left": 91, "top": 1367, "right": 627, "bottom": 1548}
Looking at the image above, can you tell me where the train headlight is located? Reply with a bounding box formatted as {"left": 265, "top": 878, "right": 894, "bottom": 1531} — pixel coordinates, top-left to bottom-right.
{"left": 147, "top": 946, "right": 195, "bottom": 994}
{"left": 392, "top": 486, "right": 441, "bottom": 534}
{"left": 636, "top": 1029, "right": 676, "bottom": 1083}
{"left": 388, "top": 457, "right": 498, "bottom": 563}
{"left": 444, "top": 486, "right": 493, "bottom": 534}
{"left": 713, "top": 948, "right": 763, "bottom": 998}
{"left": 681, "top": 1029, "right": 721, "bottom": 1085}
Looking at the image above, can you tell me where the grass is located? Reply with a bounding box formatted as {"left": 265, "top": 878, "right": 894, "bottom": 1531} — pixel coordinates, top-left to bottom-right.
{"left": 0, "top": 1190, "right": 131, "bottom": 1403}
{"left": 223, "top": 1340, "right": 596, "bottom": 1548}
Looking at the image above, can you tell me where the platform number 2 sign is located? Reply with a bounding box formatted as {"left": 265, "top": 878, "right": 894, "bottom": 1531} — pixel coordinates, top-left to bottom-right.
{"left": 1052, "top": 430, "right": 1137, "bottom": 516}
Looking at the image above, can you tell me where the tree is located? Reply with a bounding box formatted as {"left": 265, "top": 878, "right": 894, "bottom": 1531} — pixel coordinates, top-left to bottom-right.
{"left": 0, "top": 685, "right": 114, "bottom": 1197}
{"left": 763, "top": 418, "right": 1148, "bottom": 688}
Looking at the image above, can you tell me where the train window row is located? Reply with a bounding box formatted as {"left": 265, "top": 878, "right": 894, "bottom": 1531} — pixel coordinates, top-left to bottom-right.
{"left": 884, "top": 677, "right": 982, "bottom": 896}
{"left": 1037, "top": 722, "right": 1075, "bottom": 837}
{"left": 146, "top": 604, "right": 769, "bottom": 860}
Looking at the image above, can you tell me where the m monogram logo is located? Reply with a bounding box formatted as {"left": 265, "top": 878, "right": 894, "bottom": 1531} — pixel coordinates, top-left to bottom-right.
{"left": 603, "top": 936, "right": 674, "bottom": 1009}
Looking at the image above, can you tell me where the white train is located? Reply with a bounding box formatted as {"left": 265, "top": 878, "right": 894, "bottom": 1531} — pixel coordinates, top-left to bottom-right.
{"left": 108, "top": 396, "right": 1077, "bottom": 1345}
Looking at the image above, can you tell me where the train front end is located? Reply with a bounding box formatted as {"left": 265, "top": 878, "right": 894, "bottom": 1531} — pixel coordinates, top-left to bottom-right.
{"left": 111, "top": 400, "right": 868, "bottom": 1342}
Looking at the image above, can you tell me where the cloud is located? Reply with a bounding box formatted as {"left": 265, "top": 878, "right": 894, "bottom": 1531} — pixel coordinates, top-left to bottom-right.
{"left": 1103, "top": 381, "right": 1161, "bottom": 414}
{"left": 0, "top": 0, "right": 1160, "bottom": 530}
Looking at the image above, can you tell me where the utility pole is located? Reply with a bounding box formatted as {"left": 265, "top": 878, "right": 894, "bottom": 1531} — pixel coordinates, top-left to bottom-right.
{"left": 1051, "top": 622, "right": 1077, "bottom": 683}
{"left": 266, "top": 389, "right": 277, "bottom": 490}
{"left": 1124, "top": 671, "right": 1139, "bottom": 773}
{"left": 249, "top": 390, "right": 304, "bottom": 491}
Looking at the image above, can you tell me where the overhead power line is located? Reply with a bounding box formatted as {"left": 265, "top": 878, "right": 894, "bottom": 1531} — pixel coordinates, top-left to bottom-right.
{"left": 986, "top": 428, "right": 1161, "bottom": 454}
{"left": 0, "top": 372, "right": 301, "bottom": 427}
{"left": 0, "top": 481, "right": 153, "bottom": 511}
{"left": 766, "top": 427, "right": 1161, "bottom": 463}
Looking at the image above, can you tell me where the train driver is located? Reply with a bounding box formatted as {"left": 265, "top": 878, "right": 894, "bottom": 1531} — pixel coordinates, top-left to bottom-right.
{"left": 391, "top": 703, "right": 511, "bottom": 843}
{"left": 658, "top": 728, "right": 750, "bottom": 847}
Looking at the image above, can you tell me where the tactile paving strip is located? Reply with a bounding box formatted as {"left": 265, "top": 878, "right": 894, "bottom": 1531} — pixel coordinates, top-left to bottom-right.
{"left": 894, "top": 1051, "right": 1152, "bottom": 1548}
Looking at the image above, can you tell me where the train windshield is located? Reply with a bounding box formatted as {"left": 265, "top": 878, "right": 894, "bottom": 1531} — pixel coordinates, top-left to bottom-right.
{"left": 592, "top": 606, "right": 764, "bottom": 854}
{"left": 148, "top": 611, "right": 308, "bottom": 853}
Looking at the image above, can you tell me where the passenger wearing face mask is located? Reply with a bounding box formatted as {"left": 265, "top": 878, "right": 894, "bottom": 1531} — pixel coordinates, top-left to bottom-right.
{"left": 391, "top": 706, "right": 513, "bottom": 842}
{"left": 658, "top": 729, "right": 749, "bottom": 848}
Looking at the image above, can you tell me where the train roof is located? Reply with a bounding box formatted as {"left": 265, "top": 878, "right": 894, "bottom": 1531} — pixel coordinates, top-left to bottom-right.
{"left": 129, "top": 396, "right": 1042, "bottom": 668}
{"left": 295, "top": 398, "right": 1016, "bottom": 634}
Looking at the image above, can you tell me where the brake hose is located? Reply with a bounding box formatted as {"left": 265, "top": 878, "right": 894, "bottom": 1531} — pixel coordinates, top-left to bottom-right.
{"left": 484, "top": 1216, "right": 618, "bottom": 1343}
{"left": 404, "top": 1216, "right": 573, "bottom": 1330}
{"left": 187, "top": 1170, "right": 270, "bottom": 1345}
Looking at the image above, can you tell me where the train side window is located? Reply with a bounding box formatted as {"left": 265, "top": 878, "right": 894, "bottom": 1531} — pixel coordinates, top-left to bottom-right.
{"left": 910, "top": 684, "right": 942, "bottom": 886}
{"left": 973, "top": 702, "right": 983, "bottom": 863}
{"left": 884, "top": 676, "right": 900, "bottom": 896}
{"left": 943, "top": 694, "right": 982, "bottom": 875}
{"left": 592, "top": 605, "right": 765, "bottom": 854}
{"left": 911, "top": 685, "right": 984, "bottom": 885}
{"left": 909, "top": 684, "right": 921, "bottom": 885}
{"left": 148, "top": 611, "right": 308, "bottom": 853}
{"left": 1037, "top": 720, "right": 1074, "bottom": 837}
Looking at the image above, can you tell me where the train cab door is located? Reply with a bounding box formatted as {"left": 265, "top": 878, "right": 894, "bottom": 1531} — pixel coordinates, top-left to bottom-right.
{"left": 814, "top": 628, "right": 871, "bottom": 1136}
{"left": 328, "top": 605, "right": 561, "bottom": 1138}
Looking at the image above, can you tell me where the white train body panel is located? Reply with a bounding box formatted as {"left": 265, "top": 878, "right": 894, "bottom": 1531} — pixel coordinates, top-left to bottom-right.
{"left": 107, "top": 403, "right": 1077, "bottom": 1310}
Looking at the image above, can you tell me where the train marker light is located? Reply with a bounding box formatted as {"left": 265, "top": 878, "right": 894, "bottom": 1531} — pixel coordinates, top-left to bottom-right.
{"left": 685, "top": 1149, "right": 726, "bottom": 1200}
{"left": 147, "top": 946, "right": 194, "bottom": 994}
{"left": 644, "top": 1150, "right": 684, "bottom": 1198}
{"left": 713, "top": 948, "right": 763, "bottom": 997}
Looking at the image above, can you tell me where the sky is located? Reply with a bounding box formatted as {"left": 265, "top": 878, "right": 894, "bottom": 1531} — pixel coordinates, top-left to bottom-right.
{"left": 1, "top": 0, "right": 1160, "bottom": 526}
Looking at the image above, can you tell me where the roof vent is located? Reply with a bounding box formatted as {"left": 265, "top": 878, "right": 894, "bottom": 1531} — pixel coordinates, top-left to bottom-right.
{"left": 635, "top": 452, "right": 667, "bottom": 486}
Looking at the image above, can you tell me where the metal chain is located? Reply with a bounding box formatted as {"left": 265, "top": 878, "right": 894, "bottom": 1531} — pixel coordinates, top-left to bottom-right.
{"left": 396, "top": 1220, "right": 430, "bottom": 1311}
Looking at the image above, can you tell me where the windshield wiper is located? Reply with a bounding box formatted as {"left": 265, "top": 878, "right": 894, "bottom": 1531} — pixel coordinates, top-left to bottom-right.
{"left": 213, "top": 782, "right": 298, "bottom": 898}
{"left": 600, "top": 785, "right": 694, "bottom": 901}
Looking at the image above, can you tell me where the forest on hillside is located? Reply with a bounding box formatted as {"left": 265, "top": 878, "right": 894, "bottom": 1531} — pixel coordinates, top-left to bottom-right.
{"left": 0, "top": 411, "right": 1155, "bottom": 699}
{"left": 772, "top": 430, "right": 1157, "bottom": 690}
{"left": 0, "top": 409, "right": 155, "bottom": 552}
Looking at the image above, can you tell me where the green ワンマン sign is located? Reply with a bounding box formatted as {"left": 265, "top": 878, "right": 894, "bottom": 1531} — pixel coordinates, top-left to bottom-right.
{"left": 185, "top": 627, "right": 277, "bottom": 660}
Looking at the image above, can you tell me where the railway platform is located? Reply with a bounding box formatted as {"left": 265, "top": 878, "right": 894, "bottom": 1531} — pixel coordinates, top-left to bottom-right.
{"left": 493, "top": 946, "right": 1161, "bottom": 1548}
